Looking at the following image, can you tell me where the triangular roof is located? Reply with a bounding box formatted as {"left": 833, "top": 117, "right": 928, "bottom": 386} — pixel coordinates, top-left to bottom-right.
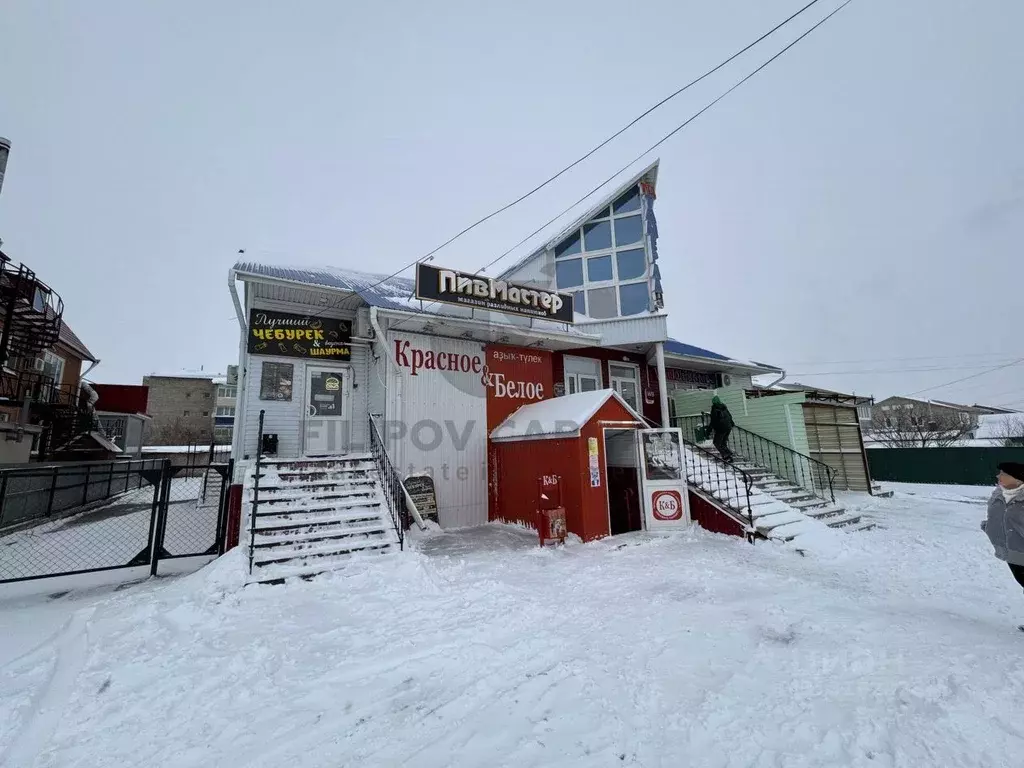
{"left": 498, "top": 160, "right": 660, "bottom": 280}
{"left": 489, "top": 388, "right": 646, "bottom": 442}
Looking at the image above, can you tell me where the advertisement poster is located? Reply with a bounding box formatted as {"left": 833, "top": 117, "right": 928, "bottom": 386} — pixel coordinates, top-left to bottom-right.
{"left": 247, "top": 309, "right": 351, "bottom": 360}
{"left": 588, "top": 437, "right": 601, "bottom": 487}
{"left": 642, "top": 431, "right": 682, "bottom": 481}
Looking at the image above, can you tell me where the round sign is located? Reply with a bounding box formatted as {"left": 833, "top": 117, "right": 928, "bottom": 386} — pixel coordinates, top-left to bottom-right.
{"left": 652, "top": 490, "right": 683, "bottom": 521}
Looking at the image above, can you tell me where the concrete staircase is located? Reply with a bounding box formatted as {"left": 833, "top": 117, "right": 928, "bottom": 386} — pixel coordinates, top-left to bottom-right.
{"left": 727, "top": 456, "right": 876, "bottom": 534}
{"left": 245, "top": 454, "right": 399, "bottom": 584}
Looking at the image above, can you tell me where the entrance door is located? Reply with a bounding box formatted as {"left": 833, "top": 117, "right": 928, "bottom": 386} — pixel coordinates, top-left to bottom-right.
{"left": 609, "top": 362, "right": 641, "bottom": 413}
{"left": 303, "top": 366, "right": 350, "bottom": 456}
{"left": 636, "top": 427, "right": 690, "bottom": 530}
{"left": 564, "top": 355, "right": 602, "bottom": 395}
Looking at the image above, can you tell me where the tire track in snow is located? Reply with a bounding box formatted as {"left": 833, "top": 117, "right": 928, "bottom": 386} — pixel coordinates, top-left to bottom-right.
{"left": 1, "top": 607, "right": 93, "bottom": 768}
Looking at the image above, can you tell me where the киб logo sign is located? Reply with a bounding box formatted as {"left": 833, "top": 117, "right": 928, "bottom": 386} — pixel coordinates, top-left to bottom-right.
{"left": 651, "top": 490, "right": 683, "bottom": 521}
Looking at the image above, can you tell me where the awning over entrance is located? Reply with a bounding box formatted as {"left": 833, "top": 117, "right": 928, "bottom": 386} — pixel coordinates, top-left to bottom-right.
{"left": 490, "top": 389, "right": 646, "bottom": 442}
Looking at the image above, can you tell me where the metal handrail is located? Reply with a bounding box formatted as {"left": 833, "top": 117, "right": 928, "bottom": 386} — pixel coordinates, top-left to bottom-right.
{"left": 673, "top": 413, "right": 836, "bottom": 503}
{"left": 248, "top": 409, "right": 265, "bottom": 573}
{"left": 367, "top": 414, "right": 405, "bottom": 551}
{"left": 680, "top": 436, "right": 757, "bottom": 544}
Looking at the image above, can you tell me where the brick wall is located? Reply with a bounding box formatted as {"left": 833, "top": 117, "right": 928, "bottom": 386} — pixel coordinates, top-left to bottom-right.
{"left": 141, "top": 376, "right": 215, "bottom": 445}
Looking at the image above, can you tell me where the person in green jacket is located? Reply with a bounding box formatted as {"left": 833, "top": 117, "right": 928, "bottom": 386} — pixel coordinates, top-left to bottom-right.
{"left": 708, "top": 395, "right": 735, "bottom": 462}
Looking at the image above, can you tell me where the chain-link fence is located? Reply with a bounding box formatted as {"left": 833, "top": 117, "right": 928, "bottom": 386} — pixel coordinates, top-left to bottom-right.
{"left": 0, "top": 451, "right": 234, "bottom": 584}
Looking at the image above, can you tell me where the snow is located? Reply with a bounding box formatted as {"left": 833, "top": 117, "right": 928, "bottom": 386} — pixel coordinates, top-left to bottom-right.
{"left": 490, "top": 389, "right": 644, "bottom": 441}
{"left": 4, "top": 484, "right": 1024, "bottom": 766}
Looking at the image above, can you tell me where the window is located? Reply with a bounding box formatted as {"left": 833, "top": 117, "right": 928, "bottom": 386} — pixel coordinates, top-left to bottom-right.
{"left": 40, "top": 351, "right": 65, "bottom": 385}
{"left": 613, "top": 187, "right": 641, "bottom": 214}
{"left": 583, "top": 220, "right": 612, "bottom": 251}
{"left": 616, "top": 248, "right": 646, "bottom": 280}
{"left": 563, "top": 355, "right": 602, "bottom": 395}
{"left": 556, "top": 258, "right": 584, "bottom": 288}
{"left": 216, "top": 406, "right": 236, "bottom": 417}
{"left": 619, "top": 282, "right": 650, "bottom": 316}
{"left": 613, "top": 215, "right": 643, "bottom": 247}
{"left": 260, "top": 362, "right": 294, "bottom": 401}
{"left": 185, "top": 392, "right": 192, "bottom": 399}
{"left": 551, "top": 181, "right": 653, "bottom": 318}
{"left": 554, "top": 232, "right": 581, "bottom": 257}
{"left": 202, "top": 411, "right": 209, "bottom": 417}
{"left": 184, "top": 410, "right": 191, "bottom": 417}
{"left": 204, "top": 392, "right": 211, "bottom": 399}
{"left": 217, "top": 385, "right": 238, "bottom": 399}
{"left": 573, "top": 291, "right": 585, "bottom": 315}
{"left": 586, "top": 255, "right": 612, "bottom": 282}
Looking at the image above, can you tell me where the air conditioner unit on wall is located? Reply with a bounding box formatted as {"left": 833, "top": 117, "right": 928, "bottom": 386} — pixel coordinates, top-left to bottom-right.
{"left": 354, "top": 309, "right": 371, "bottom": 339}
{"left": 722, "top": 374, "right": 732, "bottom": 387}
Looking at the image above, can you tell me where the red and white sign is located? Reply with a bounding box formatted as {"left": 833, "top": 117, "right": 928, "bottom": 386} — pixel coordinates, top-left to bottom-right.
{"left": 651, "top": 490, "right": 683, "bottom": 521}
{"left": 484, "top": 345, "right": 554, "bottom": 431}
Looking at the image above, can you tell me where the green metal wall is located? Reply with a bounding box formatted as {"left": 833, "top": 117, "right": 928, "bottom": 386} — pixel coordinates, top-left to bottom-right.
{"left": 671, "top": 387, "right": 811, "bottom": 454}
{"left": 867, "top": 447, "right": 1024, "bottom": 486}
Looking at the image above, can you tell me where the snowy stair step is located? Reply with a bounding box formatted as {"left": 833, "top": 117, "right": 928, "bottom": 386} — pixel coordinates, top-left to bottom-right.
{"left": 825, "top": 513, "right": 864, "bottom": 529}
{"left": 767, "top": 489, "right": 815, "bottom": 501}
{"left": 261, "top": 453, "right": 373, "bottom": 465}
{"left": 845, "top": 520, "right": 879, "bottom": 533}
{"left": 755, "top": 512, "right": 810, "bottom": 532}
{"left": 254, "top": 497, "right": 380, "bottom": 516}
{"left": 256, "top": 488, "right": 377, "bottom": 505}
{"left": 768, "top": 519, "right": 824, "bottom": 541}
{"left": 253, "top": 524, "right": 388, "bottom": 548}
{"left": 250, "top": 543, "right": 393, "bottom": 580}
{"left": 253, "top": 508, "right": 384, "bottom": 532}
{"left": 258, "top": 478, "right": 377, "bottom": 493}
{"left": 788, "top": 498, "right": 830, "bottom": 510}
{"left": 805, "top": 505, "right": 847, "bottom": 520}
{"left": 252, "top": 537, "right": 391, "bottom": 566}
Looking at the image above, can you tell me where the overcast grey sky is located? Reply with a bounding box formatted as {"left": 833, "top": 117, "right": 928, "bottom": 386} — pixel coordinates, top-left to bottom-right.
{"left": 0, "top": 0, "right": 1020, "bottom": 406}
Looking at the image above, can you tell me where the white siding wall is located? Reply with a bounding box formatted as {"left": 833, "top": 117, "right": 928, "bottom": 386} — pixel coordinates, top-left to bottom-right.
{"left": 236, "top": 294, "right": 366, "bottom": 459}
{"left": 385, "top": 329, "right": 488, "bottom": 529}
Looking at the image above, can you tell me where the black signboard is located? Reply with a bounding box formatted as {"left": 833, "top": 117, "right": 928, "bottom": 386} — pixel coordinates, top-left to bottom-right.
{"left": 415, "top": 263, "right": 575, "bottom": 323}
{"left": 247, "top": 309, "right": 351, "bottom": 360}
{"left": 404, "top": 473, "right": 439, "bottom": 524}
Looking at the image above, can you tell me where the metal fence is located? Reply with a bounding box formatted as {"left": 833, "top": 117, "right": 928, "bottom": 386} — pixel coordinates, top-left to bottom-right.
{"left": 0, "top": 449, "right": 234, "bottom": 584}
{"left": 867, "top": 446, "right": 1024, "bottom": 486}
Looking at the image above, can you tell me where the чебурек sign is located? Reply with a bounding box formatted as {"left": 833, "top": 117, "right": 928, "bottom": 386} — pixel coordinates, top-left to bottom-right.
{"left": 415, "top": 263, "right": 575, "bottom": 323}
{"left": 247, "top": 309, "right": 351, "bottom": 360}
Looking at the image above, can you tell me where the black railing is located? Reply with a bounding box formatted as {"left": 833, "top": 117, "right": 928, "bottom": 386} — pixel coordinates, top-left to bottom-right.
{"left": 248, "top": 409, "right": 265, "bottom": 573}
{"left": 674, "top": 413, "right": 836, "bottom": 504}
{"left": 368, "top": 413, "right": 406, "bottom": 551}
{"left": 681, "top": 437, "right": 757, "bottom": 543}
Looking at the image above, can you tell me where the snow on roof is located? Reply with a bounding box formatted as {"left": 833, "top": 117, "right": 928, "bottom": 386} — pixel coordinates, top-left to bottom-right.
{"left": 497, "top": 160, "right": 660, "bottom": 280}
{"left": 146, "top": 369, "right": 218, "bottom": 380}
{"left": 489, "top": 389, "right": 645, "bottom": 442}
{"left": 233, "top": 260, "right": 594, "bottom": 337}
{"left": 663, "top": 338, "right": 729, "bottom": 362}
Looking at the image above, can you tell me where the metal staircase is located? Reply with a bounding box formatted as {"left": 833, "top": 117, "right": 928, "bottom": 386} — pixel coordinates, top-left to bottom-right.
{"left": 244, "top": 411, "right": 407, "bottom": 585}
{"left": 675, "top": 414, "right": 877, "bottom": 539}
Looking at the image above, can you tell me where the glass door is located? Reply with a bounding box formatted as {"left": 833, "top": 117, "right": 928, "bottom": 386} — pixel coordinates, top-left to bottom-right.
{"left": 609, "top": 362, "right": 640, "bottom": 412}
{"left": 303, "top": 366, "right": 349, "bottom": 456}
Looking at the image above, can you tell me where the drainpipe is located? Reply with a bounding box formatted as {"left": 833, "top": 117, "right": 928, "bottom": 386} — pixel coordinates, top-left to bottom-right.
{"left": 655, "top": 341, "right": 669, "bottom": 427}
{"left": 763, "top": 367, "right": 786, "bottom": 390}
{"left": 228, "top": 269, "right": 248, "bottom": 464}
{"left": 369, "top": 306, "right": 424, "bottom": 530}
{"left": 228, "top": 267, "right": 246, "bottom": 331}
{"left": 80, "top": 359, "right": 100, "bottom": 381}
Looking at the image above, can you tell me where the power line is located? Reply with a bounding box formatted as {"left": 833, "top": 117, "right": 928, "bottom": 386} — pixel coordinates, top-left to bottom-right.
{"left": 387, "top": 0, "right": 854, "bottom": 335}
{"left": 906, "top": 357, "right": 1024, "bottom": 397}
{"left": 789, "top": 362, "right": 1024, "bottom": 376}
{"left": 785, "top": 352, "right": 1016, "bottom": 367}
{"left": 298, "top": 0, "right": 837, "bottom": 321}
{"left": 477, "top": 0, "right": 853, "bottom": 277}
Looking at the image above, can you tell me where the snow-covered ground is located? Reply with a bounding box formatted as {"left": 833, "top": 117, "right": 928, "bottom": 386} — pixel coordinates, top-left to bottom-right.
{"left": 3, "top": 483, "right": 1024, "bottom": 767}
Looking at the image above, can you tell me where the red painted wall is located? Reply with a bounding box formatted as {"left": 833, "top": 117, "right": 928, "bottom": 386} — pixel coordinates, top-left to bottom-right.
{"left": 688, "top": 490, "right": 747, "bottom": 538}
{"left": 552, "top": 347, "right": 661, "bottom": 425}
{"left": 488, "top": 395, "right": 640, "bottom": 542}
{"left": 484, "top": 345, "right": 553, "bottom": 432}
{"left": 93, "top": 384, "right": 150, "bottom": 414}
